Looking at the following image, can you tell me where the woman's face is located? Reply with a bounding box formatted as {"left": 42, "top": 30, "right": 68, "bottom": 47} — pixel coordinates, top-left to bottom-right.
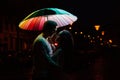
{"left": 54, "top": 35, "right": 61, "bottom": 47}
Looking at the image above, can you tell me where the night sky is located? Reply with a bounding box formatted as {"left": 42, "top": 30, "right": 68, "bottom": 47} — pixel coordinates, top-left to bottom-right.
{"left": 1, "top": 0, "right": 120, "bottom": 32}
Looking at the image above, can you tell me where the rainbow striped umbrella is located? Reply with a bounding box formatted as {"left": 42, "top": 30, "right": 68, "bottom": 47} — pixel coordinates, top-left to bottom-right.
{"left": 19, "top": 8, "right": 78, "bottom": 31}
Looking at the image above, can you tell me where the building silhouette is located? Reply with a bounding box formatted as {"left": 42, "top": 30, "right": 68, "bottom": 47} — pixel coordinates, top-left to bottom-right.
{"left": 0, "top": 16, "right": 38, "bottom": 52}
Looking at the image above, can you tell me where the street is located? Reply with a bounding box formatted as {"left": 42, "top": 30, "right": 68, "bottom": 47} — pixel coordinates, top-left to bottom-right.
{"left": 0, "top": 47, "right": 119, "bottom": 80}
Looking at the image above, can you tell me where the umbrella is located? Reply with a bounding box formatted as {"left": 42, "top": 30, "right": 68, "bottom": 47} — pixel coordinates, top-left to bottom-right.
{"left": 19, "top": 8, "right": 78, "bottom": 31}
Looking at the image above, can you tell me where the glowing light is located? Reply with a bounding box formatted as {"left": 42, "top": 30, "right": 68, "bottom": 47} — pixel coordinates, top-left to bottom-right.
{"left": 92, "top": 37, "right": 95, "bottom": 39}
{"left": 101, "top": 31, "right": 105, "bottom": 35}
{"left": 54, "top": 42, "right": 58, "bottom": 46}
{"left": 97, "top": 36, "right": 100, "bottom": 38}
{"left": 109, "top": 39, "right": 112, "bottom": 43}
{"left": 94, "top": 25, "right": 100, "bottom": 31}
{"left": 69, "top": 27, "right": 72, "bottom": 30}
{"left": 24, "top": 42, "right": 27, "bottom": 49}
{"left": 88, "top": 35, "right": 90, "bottom": 37}
{"left": 100, "top": 38, "right": 102, "bottom": 41}
{"left": 90, "top": 40, "right": 93, "bottom": 43}
{"left": 75, "top": 32, "right": 77, "bottom": 34}
{"left": 80, "top": 32, "right": 83, "bottom": 34}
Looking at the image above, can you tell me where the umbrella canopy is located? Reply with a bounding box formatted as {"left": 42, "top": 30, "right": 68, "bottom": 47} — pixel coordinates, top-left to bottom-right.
{"left": 19, "top": 8, "right": 78, "bottom": 31}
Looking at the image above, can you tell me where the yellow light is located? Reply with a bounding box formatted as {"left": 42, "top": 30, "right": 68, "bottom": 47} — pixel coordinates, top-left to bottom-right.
{"left": 100, "top": 38, "right": 102, "bottom": 41}
{"left": 80, "top": 32, "right": 83, "bottom": 34}
{"left": 101, "top": 31, "right": 105, "bottom": 35}
{"left": 109, "top": 39, "right": 112, "bottom": 43}
{"left": 69, "top": 27, "right": 72, "bottom": 30}
{"left": 94, "top": 25, "right": 100, "bottom": 31}
{"left": 88, "top": 35, "right": 90, "bottom": 37}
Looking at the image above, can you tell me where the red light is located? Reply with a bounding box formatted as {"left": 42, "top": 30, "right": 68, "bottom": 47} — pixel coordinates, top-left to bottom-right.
{"left": 54, "top": 42, "right": 58, "bottom": 46}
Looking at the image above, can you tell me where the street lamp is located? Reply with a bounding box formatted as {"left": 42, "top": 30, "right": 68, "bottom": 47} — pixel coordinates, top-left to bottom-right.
{"left": 94, "top": 25, "right": 101, "bottom": 47}
{"left": 94, "top": 25, "right": 100, "bottom": 31}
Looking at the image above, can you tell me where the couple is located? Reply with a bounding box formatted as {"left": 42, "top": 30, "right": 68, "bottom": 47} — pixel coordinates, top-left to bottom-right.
{"left": 32, "top": 20, "right": 74, "bottom": 80}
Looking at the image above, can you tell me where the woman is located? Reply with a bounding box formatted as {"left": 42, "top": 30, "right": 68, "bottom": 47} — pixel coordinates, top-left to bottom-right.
{"left": 53, "top": 29, "right": 75, "bottom": 72}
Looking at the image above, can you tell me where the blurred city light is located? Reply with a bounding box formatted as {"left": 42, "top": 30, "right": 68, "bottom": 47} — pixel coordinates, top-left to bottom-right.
{"left": 109, "top": 39, "right": 112, "bottom": 43}
{"left": 54, "top": 42, "right": 58, "bottom": 46}
{"left": 101, "top": 31, "right": 105, "bottom": 35}
{"left": 69, "top": 27, "right": 72, "bottom": 30}
{"left": 80, "top": 32, "right": 83, "bottom": 34}
{"left": 94, "top": 25, "right": 100, "bottom": 31}
{"left": 75, "top": 31, "right": 77, "bottom": 34}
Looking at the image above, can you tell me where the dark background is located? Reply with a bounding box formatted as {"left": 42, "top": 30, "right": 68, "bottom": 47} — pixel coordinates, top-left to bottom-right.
{"left": 1, "top": 0, "right": 120, "bottom": 24}
{"left": 1, "top": 0, "right": 120, "bottom": 39}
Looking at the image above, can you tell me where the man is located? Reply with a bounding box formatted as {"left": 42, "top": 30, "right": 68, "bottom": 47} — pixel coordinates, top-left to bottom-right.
{"left": 32, "top": 20, "right": 59, "bottom": 80}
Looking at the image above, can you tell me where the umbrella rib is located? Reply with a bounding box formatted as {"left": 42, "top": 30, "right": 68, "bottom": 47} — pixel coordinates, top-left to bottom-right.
{"left": 52, "top": 15, "right": 63, "bottom": 27}
{"left": 58, "top": 15, "right": 69, "bottom": 26}
{"left": 56, "top": 15, "right": 66, "bottom": 27}
{"left": 39, "top": 16, "right": 47, "bottom": 30}
{"left": 24, "top": 18, "right": 34, "bottom": 30}
{"left": 29, "top": 17, "right": 38, "bottom": 30}
{"left": 38, "top": 16, "right": 45, "bottom": 30}
{"left": 48, "top": 15, "right": 62, "bottom": 27}
{"left": 61, "top": 15, "right": 71, "bottom": 25}
{"left": 67, "top": 15, "right": 77, "bottom": 22}
{"left": 33, "top": 17, "right": 41, "bottom": 30}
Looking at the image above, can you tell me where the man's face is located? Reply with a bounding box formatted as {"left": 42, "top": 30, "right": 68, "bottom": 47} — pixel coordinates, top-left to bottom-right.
{"left": 49, "top": 27, "right": 57, "bottom": 36}
{"left": 52, "top": 28, "right": 57, "bottom": 34}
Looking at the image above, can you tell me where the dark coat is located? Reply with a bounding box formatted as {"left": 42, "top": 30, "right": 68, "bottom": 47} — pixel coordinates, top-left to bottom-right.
{"left": 32, "top": 34, "right": 59, "bottom": 80}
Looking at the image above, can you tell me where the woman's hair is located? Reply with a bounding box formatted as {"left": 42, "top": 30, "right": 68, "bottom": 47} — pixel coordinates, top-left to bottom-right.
{"left": 55, "top": 30, "right": 75, "bottom": 71}
{"left": 56, "top": 30, "right": 74, "bottom": 50}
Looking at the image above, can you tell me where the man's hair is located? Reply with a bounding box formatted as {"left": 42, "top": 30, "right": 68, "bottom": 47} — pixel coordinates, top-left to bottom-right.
{"left": 43, "top": 20, "right": 57, "bottom": 32}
